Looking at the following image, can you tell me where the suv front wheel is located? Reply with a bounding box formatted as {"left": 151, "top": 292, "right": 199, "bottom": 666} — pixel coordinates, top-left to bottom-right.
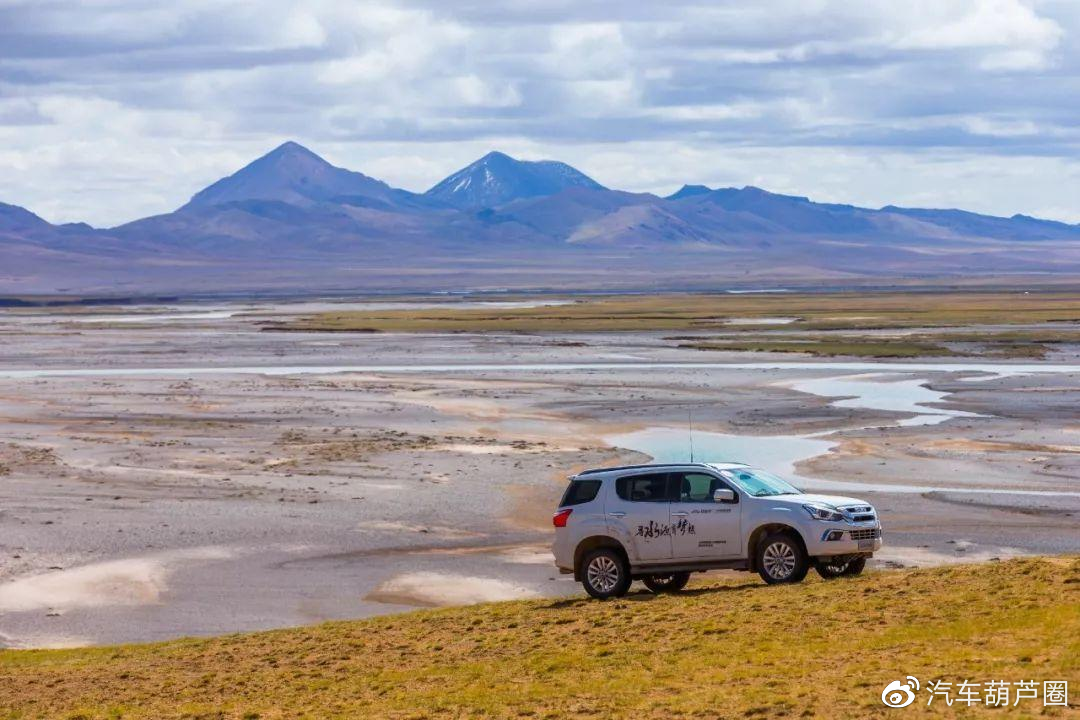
{"left": 581, "top": 548, "right": 631, "bottom": 599}
{"left": 756, "top": 532, "right": 809, "bottom": 584}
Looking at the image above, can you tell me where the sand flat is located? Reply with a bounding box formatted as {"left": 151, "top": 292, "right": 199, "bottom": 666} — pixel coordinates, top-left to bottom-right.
{"left": 0, "top": 547, "right": 232, "bottom": 613}
{"left": 366, "top": 572, "right": 542, "bottom": 607}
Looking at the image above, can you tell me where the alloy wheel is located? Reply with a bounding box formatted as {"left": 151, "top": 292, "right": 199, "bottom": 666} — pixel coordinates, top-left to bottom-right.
{"left": 762, "top": 541, "right": 797, "bottom": 580}
{"left": 586, "top": 555, "right": 620, "bottom": 593}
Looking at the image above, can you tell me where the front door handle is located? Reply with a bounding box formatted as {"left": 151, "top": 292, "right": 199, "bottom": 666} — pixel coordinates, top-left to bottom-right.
{"left": 607, "top": 511, "right": 626, "bottom": 518}
{"left": 671, "top": 511, "right": 689, "bottom": 517}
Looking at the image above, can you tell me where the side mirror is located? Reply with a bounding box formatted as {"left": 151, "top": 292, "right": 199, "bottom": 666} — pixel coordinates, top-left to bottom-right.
{"left": 713, "top": 488, "right": 735, "bottom": 503}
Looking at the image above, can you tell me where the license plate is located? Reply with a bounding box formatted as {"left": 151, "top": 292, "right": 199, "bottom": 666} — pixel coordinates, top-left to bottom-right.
{"left": 858, "top": 539, "right": 874, "bottom": 550}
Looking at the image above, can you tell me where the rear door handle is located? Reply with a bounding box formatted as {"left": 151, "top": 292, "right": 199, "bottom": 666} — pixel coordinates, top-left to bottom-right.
{"left": 671, "top": 511, "right": 689, "bottom": 517}
{"left": 607, "top": 511, "right": 626, "bottom": 518}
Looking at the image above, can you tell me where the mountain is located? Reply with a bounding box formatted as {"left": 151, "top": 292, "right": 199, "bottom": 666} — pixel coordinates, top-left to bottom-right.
{"left": 424, "top": 151, "right": 604, "bottom": 209}
{"left": 183, "top": 141, "right": 417, "bottom": 211}
{"left": 667, "top": 184, "right": 712, "bottom": 201}
{"left": 0, "top": 202, "right": 51, "bottom": 233}
{"left": 671, "top": 186, "right": 882, "bottom": 235}
{"left": 2, "top": 143, "right": 1079, "bottom": 294}
{"left": 879, "top": 206, "right": 1080, "bottom": 241}
{"left": 474, "top": 187, "right": 654, "bottom": 240}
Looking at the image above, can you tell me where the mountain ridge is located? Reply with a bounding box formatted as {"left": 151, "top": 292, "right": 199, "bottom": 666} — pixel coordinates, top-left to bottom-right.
{"left": 2, "top": 141, "right": 1079, "bottom": 293}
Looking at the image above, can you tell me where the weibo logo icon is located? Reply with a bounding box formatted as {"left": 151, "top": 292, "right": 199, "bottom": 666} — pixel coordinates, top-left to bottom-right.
{"left": 881, "top": 677, "right": 920, "bottom": 708}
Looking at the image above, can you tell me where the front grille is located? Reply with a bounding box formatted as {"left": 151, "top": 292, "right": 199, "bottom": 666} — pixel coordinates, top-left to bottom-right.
{"left": 850, "top": 528, "right": 881, "bottom": 541}
{"left": 840, "top": 505, "right": 876, "bottom": 523}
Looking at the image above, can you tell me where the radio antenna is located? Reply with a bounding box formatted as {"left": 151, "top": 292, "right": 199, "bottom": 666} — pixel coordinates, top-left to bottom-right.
{"left": 688, "top": 408, "right": 695, "bottom": 463}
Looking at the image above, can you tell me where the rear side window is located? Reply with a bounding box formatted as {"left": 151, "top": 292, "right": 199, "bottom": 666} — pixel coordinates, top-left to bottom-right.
{"left": 560, "top": 479, "right": 602, "bottom": 507}
{"left": 616, "top": 473, "right": 672, "bottom": 502}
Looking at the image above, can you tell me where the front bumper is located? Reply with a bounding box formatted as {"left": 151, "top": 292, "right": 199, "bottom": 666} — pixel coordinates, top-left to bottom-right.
{"left": 805, "top": 524, "right": 882, "bottom": 556}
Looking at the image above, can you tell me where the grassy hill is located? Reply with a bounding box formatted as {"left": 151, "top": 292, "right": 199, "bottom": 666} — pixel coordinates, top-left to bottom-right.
{"left": 1, "top": 557, "right": 1077, "bottom": 719}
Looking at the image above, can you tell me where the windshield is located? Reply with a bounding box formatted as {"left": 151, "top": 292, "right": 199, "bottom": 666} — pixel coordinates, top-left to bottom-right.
{"left": 718, "top": 468, "right": 802, "bottom": 497}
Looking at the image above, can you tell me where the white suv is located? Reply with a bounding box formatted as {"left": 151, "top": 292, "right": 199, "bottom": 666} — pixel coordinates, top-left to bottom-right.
{"left": 552, "top": 462, "right": 882, "bottom": 598}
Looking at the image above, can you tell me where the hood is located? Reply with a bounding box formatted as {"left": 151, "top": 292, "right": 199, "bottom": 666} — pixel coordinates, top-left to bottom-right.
{"left": 766, "top": 493, "right": 871, "bottom": 508}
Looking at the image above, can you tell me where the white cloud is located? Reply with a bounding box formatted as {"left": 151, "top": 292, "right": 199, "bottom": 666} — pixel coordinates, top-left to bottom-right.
{"left": 960, "top": 115, "right": 1041, "bottom": 137}
{"left": 548, "top": 22, "right": 629, "bottom": 78}
{"left": 979, "top": 48, "right": 1053, "bottom": 70}
{"left": 560, "top": 78, "right": 640, "bottom": 114}
{"left": 643, "top": 102, "right": 764, "bottom": 122}
{"left": 279, "top": 8, "right": 328, "bottom": 48}
{"left": 452, "top": 75, "right": 522, "bottom": 107}
{"left": 891, "top": 0, "right": 1061, "bottom": 52}
{"left": 315, "top": 7, "right": 469, "bottom": 85}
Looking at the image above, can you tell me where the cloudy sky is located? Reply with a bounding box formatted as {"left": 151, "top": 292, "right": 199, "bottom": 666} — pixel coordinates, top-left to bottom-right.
{"left": 1, "top": 0, "right": 1078, "bottom": 226}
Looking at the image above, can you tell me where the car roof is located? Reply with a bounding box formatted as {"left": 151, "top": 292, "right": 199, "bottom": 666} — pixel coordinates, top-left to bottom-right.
{"left": 574, "top": 461, "right": 750, "bottom": 478}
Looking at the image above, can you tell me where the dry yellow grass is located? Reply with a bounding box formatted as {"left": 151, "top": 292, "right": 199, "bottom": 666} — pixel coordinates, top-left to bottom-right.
{"left": 272, "top": 291, "right": 1080, "bottom": 333}
{"left": 1, "top": 557, "right": 1077, "bottom": 719}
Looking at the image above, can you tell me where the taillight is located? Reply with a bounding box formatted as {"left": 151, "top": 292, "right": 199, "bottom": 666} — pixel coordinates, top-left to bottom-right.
{"left": 552, "top": 508, "right": 573, "bottom": 528}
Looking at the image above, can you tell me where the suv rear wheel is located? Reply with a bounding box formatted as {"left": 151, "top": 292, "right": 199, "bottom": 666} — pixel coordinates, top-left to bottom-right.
{"left": 581, "top": 548, "right": 631, "bottom": 599}
{"left": 756, "top": 532, "right": 809, "bottom": 584}
{"left": 815, "top": 556, "right": 867, "bottom": 579}
{"left": 643, "top": 572, "right": 691, "bottom": 594}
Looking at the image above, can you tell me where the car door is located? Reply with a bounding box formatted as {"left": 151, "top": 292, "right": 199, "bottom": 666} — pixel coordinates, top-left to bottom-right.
{"left": 669, "top": 471, "right": 742, "bottom": 559}
{"left": 603, "top": 472, "right": 674, "bottom": 562}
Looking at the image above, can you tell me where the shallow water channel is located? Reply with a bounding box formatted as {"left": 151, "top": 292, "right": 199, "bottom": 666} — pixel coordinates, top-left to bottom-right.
{"left": 608, "top": 372, "right": 1080, "bottom": 498}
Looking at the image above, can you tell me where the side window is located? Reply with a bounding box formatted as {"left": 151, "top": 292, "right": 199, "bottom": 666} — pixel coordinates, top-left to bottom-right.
{"left": 615, "top": 473, "right": 672, "bottom": 502}
{"left": 560, "top": 479, "right": 602, "bottom": 507}
{"left": 676, "top": 472, "right": 723, "bottom": 503}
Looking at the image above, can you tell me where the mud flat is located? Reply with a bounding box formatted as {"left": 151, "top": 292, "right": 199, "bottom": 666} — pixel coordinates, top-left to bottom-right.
{"left": 0, "top": 299, "right": 1078, "bottom": 646}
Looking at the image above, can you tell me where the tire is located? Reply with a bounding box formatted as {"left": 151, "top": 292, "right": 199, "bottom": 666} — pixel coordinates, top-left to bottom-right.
{"left": 581, "top": 548, "right": 631, "bottom": 600}
{"left": 643, "top": 572, "right": 691, "bottom": 594}
{"left": 815, "top": 556, "right": 866, "bottom": 579}
{"left": 756, "top": 532, "right": 809, "bottom": 585}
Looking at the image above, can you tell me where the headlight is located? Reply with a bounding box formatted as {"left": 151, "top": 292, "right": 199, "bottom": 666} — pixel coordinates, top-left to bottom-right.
{"left": 803, "top": 504, "right": 844, "bottom": 522}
